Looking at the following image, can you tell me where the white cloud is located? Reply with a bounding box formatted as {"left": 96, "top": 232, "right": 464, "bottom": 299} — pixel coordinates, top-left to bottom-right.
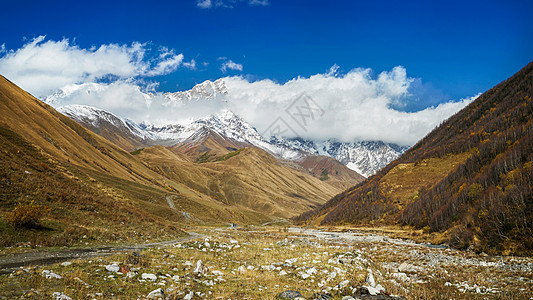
{"left": 196, "top": 0, "right": 212, "bottom": 8}
{"left": 196, "top": 0, "right": 269, "bottom": 9}
{"left": 218, "top": 67, "right": 475, "bottom": 146}
{"left": 44, "top": 65, "right": 475, "bottom": 146}
{"left": 220, "top": 59, "right": 243, "bottom": 73}
{"left": 0, "top": 36, "right": 187, "bottom": 97}
{"left": 249, "top": 0, "right": 269, "bottom": 6}
{"left": 183, "top": 59, "right": 197, "bottom": 70}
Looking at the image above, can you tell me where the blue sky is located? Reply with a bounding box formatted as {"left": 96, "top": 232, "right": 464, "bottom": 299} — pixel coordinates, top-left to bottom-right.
{"left": 1, "top": 0, "right": 531, "bottom": 108}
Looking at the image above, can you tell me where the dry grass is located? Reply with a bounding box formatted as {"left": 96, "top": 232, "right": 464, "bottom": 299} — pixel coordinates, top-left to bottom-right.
{"left": 1, "top": 227, "right": 531, "bottom": 299}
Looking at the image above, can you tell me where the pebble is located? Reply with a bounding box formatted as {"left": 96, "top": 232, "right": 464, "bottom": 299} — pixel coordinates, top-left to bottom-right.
{"left": 146, "top": 288, "right": 165, "bottom": 299}
{"left": 42, "top": 270, "right": 62, "bottom": 279}
{"left": 142, "top": 273, "right": 157, "bottom": 280}
{"left": 105, "top": 264, "right": 120, "bottom": 272}
{"left": 52, "top": 292, "right": 72, "bottom": 300}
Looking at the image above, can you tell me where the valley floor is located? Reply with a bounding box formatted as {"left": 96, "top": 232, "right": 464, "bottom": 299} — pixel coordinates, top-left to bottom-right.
{"left": 0, "top": 226, "right": 531, "bottom": 299}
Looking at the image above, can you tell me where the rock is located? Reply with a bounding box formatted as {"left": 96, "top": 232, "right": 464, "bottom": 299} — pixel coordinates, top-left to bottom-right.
{"left": 193, "top": 260, "right": 208, "bottom": 275}
{"left": 279, "top": 270, "right": 288, "bottom": 276}
{"left": 60, "top": 262, "right": 72, "bottom": 267}
{"left": 184, "top": 261, "right": 194, "bottom": 267}
{"left": 126, "top": 271, "right": 136, "bottom": 279}
{"left": 398, "top": 262, "right": 416, "bottom": 273}
{"left": 366, "top": 285, "right": 380, "bottom": 296}
{"left": 42, "top": 270, "right": 62, "bottom": 279}
{"left": 306, "top": 267, "right": 318, "bottom": 275}
{"left": 141, "top": 273, "right": 157, "bottom": 280}
{"left": 146, "top": 288, "right": 165, "bottom": 299}
{"left": 212, "top": 270, "right": 224, "bottom": 276}
{"left": 312, "top": 292, "right": 332, "bottom": 299}
{"left": 366, "top": 269, "right": 376, "bottom": 287}
{"left": 342, "top": 297, "right": 355, "bottom": 300}
{"left": 52, "top": 292, "right": 72, "bottom": 300}
{"left": 105, "top": 264, "right": 120, "bottom": 272}
{"left": 184, "top": 291, "right": 194, "bottom": 300}
{"left": 277, "top": 290, "right": 303, "bottom": 299}
{"left": 237, "top": 266, "right": 246, "bottom": 274}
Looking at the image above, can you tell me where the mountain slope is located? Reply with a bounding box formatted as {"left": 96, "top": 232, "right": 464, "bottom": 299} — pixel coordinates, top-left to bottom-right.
{"left": 296, "top": 61, "right": 533, "bottom": 255}
{"left": 0, "top": 75, "right": 192, "bottom": 246}
{"left": 134, "top": 146, "right": 341, "bottom": 219}
{"left": 58, "top": 104, "right": 154, "bottom": 152}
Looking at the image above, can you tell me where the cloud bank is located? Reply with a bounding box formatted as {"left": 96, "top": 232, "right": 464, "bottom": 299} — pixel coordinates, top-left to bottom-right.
{"left": 42, "top": 67, "right": 475, "bottom": 146}
{"left": 0, "top": 36, "right": 191, "bottom": 97}
{"left": 0, "top": 37, "right": 475, "bottom": 146}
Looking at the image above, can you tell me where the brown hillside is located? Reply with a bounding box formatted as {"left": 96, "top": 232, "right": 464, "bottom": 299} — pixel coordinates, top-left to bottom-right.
{"left": 296, "top": 61, "right": 533, "bottom": 255}
{"left": 136, "top": 146, "right": 341, "bottom": 219}
{"left": 0, "top": 75, "right": 298, "bottom": 248}
{"left": 292, "top": 155, "right": 365, "bottom": 190}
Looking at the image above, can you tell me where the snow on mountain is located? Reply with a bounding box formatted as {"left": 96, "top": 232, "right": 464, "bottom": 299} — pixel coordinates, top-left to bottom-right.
{"left": 314, "top": 140, "right": 408, "bottom": 177}
{"left": 265, "top": 137, "right": 407, "bottom": 177}
{"left": 58, "top": 104, "right": 155, "bottom": 140}
{"left": 142, "top": 109, "right": 303, "bottom": 160}
{"left": 163, "top": 79, "right": 228, "bottom": 103}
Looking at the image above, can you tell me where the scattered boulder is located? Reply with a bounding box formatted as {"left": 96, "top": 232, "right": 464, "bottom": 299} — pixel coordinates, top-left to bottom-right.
{"left": 105, "top": 264, "right": 120, "bottom": 273}
{"left": 366, "top": 269, "right": 376, "bottom": 287}
{"left": 353, "top": 286, "right": 404, "bottom": 299}
{"left": 342, "top": 297, "right": 355, "bottom": 300}
{"left": 184, "top": 291, "right": 194, "bottom": 300}
{"left": 193, "top": 260, "right": 208, "bottom": 275}
{"left": 60, "top": 262, "right": 72, "bottom": 267}
{"left": 141, "top": 273, "right": 157, "bottom": 280}
{"left": 397, "top": 262, "right": 416, "bottom": 273}
{"left": 42, "top": 270, "right": 62, "bottom": 279}
{"left": 277, "top": 290, "right": 303, "bottom": 299}
{"left": 312, "top": 292, "right": 332, "bottom": 299}
{"left": 52, "top": 292, "right": 71, "bottom": 300}
{"left": 146, "top": 288, "right": 165, "bottom": 299}
{"left": 237, "top": 266, "right": 246, "bottom": 274}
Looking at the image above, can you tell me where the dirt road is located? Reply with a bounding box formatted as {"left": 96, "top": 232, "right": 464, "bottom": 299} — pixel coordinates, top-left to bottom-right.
{"left": 0, "top": 231, "right": 203, "bottom": 274}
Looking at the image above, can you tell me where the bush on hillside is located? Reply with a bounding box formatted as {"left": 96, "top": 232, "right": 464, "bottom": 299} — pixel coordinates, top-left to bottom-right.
{"left": 6, "top": 200, "right": 50, "bottom": 228}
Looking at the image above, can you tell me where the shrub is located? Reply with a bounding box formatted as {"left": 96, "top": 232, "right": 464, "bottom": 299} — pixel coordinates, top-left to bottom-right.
{"left": 6, "top": 200, "right": 50, "bottom": 228}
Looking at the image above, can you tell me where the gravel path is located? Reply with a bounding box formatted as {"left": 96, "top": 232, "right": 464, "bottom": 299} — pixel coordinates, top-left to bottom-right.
{"left": 0, "top": 231, "right": 203, "bottom": 274}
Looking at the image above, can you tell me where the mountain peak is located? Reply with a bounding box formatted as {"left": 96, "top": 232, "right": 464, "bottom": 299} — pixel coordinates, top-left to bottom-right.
{"left": 164, "top": 79, "right": 228, "bottom": 103}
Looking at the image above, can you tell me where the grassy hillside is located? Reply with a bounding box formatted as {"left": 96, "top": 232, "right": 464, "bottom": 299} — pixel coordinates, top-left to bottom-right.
{"left": 136, "top": 145, "right": 341, "bottom": 219}
{"left": 296, "top": 61, "right": 533, "bottom": 255}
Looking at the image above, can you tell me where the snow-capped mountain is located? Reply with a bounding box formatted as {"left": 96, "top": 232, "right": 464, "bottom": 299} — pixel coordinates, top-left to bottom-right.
{"left": 58, "top": 104, "right": 406, "bottom": 177}
{"left": 58, "top": 104, "right": 155, "bottom": 140}
{"left": 141, "top": 109, "right": 303, "bottom": 160}
{"left": 163, "top": 79, "right": 228, "bottom": 103}
{"left": 264, "top": 137, "right": 407, "bottom": 177}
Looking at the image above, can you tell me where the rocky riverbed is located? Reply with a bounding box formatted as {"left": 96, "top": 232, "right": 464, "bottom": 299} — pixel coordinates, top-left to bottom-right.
{"left": 0, "top": 226, "right": 531, "bottom": 299}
